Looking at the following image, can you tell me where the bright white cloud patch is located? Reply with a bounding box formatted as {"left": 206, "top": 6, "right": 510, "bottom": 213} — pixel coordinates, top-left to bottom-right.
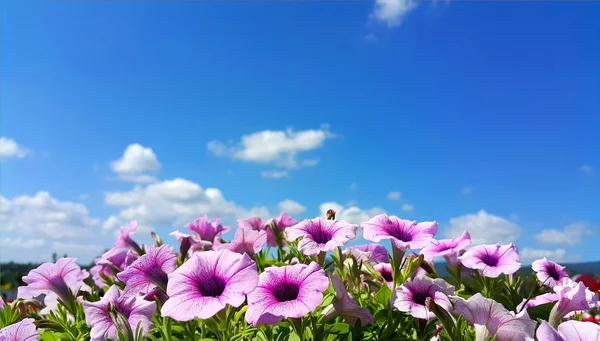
{"left": 402, "top": 204, "right": 414, "bottom": 212}
{"left": 261, "top": 170, "right": 290, "bottom": 179}
{"left": 445, "top": 210, "right": 521, "bottom": 245}
{"left": 0, "top": 137, "right": 29, "bottom": 159}
{"left": 388, "top": 191, "right": 401, "bottom": 200}
{"left": 370, "top": 0, "right": 417, "bottom": 27}
{"left": 278, "top": 200, "right": 306, "bottom": 215}
{"left": 519, "top": 248, "right": 568, "bottom": 264}
{"left": 533, "top": 222, "right": 592, "bottom": 246}
{"left": 319, "top": 202, "right": 385, "bottom": 225}
{"left": 110, "top": 144, "right": 160, "bottom": 183}
{"left": 207, "top": 126, "right": 334, "bottom": 169}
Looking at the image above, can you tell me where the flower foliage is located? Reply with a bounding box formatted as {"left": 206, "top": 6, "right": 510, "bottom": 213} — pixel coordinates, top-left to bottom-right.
{"left": 1, "top": 212, "right": 600, "bottom": 341}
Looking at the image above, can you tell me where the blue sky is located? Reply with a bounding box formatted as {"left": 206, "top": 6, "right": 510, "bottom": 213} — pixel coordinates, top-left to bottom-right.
{"left": 1, "top": 0, "right": 598, "bottom": 264}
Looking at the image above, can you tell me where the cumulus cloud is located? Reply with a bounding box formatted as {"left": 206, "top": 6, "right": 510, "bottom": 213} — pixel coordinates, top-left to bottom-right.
{"left": 261, "top": 170, "right": 290, "bottom": 179}
{"left": 319, "top": 202, "right": 385, "bottom": 225}
{"left": 278, "top": 200, "right": 306, "bottom": 215}
{"left": 110, "top": 144, "right": 160, "bottom": 183}
{"left": 0, "top": 137, "right": 29, "bottom": 159}
{"left": 388, "top": 191, "right": 401, "bottom": 200}
{"left": 445, "top": 210, "right": 521, "bottom": 245}
{"left": 519, "top": 248, "right": 569, "bottom": 264}
{"left": 207, "top": 126, "right": 334, "bottom": 169}
{"left": 370, "top": 0, "right": 417, "bottom": 27}
{"left": 533, "top": 222, "right": 593, "bottom": 246}
{"left": 402, "top": 204, "right": 414, "bottom": 212}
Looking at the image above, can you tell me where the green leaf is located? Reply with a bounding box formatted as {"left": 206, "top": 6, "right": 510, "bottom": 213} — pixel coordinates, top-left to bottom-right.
{"left": 327, "top": 323, "right": 350, "bottom": 335}
{"left": 527, "top": 301, "right": 556, "bottom": 321}
{"left": 288, "top": 331, "right": 302, "bottom": 341}
{"left": 375, "top": 284, "right": 393, "bottom": 307}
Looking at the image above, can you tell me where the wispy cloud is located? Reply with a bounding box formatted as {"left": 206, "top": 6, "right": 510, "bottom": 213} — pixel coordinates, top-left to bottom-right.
{"left": 370, "top": 0, "right": 417, "bottom": 28}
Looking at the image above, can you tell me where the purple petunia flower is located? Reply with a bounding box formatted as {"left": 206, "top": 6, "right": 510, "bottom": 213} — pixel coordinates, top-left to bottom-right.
{"left": 91, "top": 248, "right": 139, "bottom": 288}
{"left": 373, "top": 263, "right": 394, "bottom": 289}
{"left": 517, "top": 292, "right": 558, "bottom": 311}
{"left": 286, "top": 217, "right": 358, "bottom": 256}
{"left": 550, "top": 278, "right": 598, "bottom": 324}
{"left": 245, "top": 262, "right": 330, "bottom": 326}
{"left": 0, "top": 318, "right": 39, "bottom": 341}
{"left": 361, "top": 215, "right": 438, "bottom": 251}
{"left": 237, "top": 216, "right": 265, "bottom": 232}
{"left": 217, "top": 227, "right": 267, "bottom": 256}
{"left": 323, "top": 275, "right": 374, "bottom": 327}
{"left": 392, "top": 277, "right": 454, "bottom": 320}
{"left": 452, "top": 293, "right": 536, "bottom": 341}
{"left": 17, "top": 258, "right": 88, "bottom": 304}
{"left": 161, "top": 249, "right": 258, "bottom": 321}
{"left": 458, "top": 243, "right": 521, "bottom": 278}
{"left": 536, "top": 320, "right": 600, "bottom": 341}
{"left": 83, "top": 285, "right": 156, "bottom": 341}
{"left": 185, "top": 215, "right": 230, "bottom": 246}
{"left": 265, "top": 212, "right": 299, "bottom": 247}
{"left": 532, "top": 258, "right": 569, "bottom": 288}
{"left": 420, "top": 230, "right": 471, "bottom": 262}
{"left": 117, "top": 244, "right": 178, "bottom": 295}
{"left": 344, "top": 244, "right": 390, "bottom": 265}
{"left": 113, "top": 220, "right": 143, "bottom": 254}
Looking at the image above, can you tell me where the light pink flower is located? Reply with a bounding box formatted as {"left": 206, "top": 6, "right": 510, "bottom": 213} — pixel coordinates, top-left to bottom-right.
{"left": 392, "top": 277, "right": 454, "bottom": 320}
{"left": 245, "top": 262, "right": 329, "bottom": 326}
{"left": 373, "top": 263, "right": 394, "bottom": 288}
{"left": 361, "top": 215, "right": 438, "bottom": 251}
{"left": 185, "top": 215, "right": 230, "bottom": 246}
{"left": 0, "top": 318, "right": 38, "bottom": 341}
{"left": 117, "top": 245, "right": 177, "bottom": 295}
{"left": 551, "top": 278, "right": 598, "bottom": 323}
{"left": 344, "top": 244, "right": 390, "bottom": 265}
{"left": 218, "top": 227, "right": 267, "bottom": 256}
{"left": 536, "top": 320, "right": 600, "bottom": 341}
{"left": 323, "top": 275, "right": 374, "bottom": 327}
{"left": 286, "top": 217, "right": 358, "bottom": 256}
{"left": 458, "top": 243, "right": 521, "bottom": 278}
{"left": 517, "top": 293, "right": 558, "bottom": 311}
{"left": 420, "top": 230, "right": 471, "bottom": 262}
{"left": 83, "top": 285, "right": 156, "bottom": 341}
{"left": 17, "top": 258, "right": 88, "bottom": 304}
{"left": 161, "top": 249, "right": 258, "bottom": 321}
{"left": 532, "top": 258, "right": 569, "bottom": 288}
{"left": 113, "top": 220, "right": 142, "bottom": 253}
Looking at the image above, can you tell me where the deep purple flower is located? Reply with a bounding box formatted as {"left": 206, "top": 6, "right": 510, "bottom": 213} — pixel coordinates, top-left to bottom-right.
{"left": 458, "top": 243, "right": 521, "bottom": 278}
{"left": 323, "top": 275, "right": 374, "bottom": 327}
{"left": 373, "top": 263, "right": 394, "bottom": 289}
{"left": 420, "top": 230, "right": 471, "bottom": 262}
{"left": 286, "top": 217, "right": 358, "bottom": 256}
{"left": 83, "top": 285, "right": 156, "bottom": 341}
{"left": 344, "top": 244, "right": 390, "bottom": 265}
{"left": 17, "top": 258, "right": 88, "bottom": 304}
{"left": 392, "top": 277, "right": 454, "bottom": 320}
{"left": 218, "top": 227, "right": 267, "bottom": 256}
{"left": 265, "top": 212, "right": 299, "bottom": 247}
{"left": 245, "top": 262, "right": 329, "bottom": 326}
{"left": 532, "top": 258, "right": 569, "bottom": 288}
{"left": 550, "top": 278, "right": 598, "bottom": 325}
{"left": 361, "top": 215, "right": 438, "bottom": 251}
{"left": 184, "top": 215, "right": 230, "bottom": 246}
{"left": 117, "top": 244, "right": 177, "bottom": 295}
{"left": 161, "top": 249, "right": 258, "bottom": 321}
{"left": 537, "top": 320, "right": 600, "bottom": 341}
{"left": 0, "top": 318, "right": 39, "bottom": 341}
{"left": 452, "top": 293, "right": 536, "bottom": 341}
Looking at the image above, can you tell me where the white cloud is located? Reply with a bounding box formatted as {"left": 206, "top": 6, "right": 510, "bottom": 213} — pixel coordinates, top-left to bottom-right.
{"left": 388, "top": 191, "right": 401, "bottom": 200}
{"left": 261, "top": 170, "right": 290, "bottom": 179}
{"left": 51, "top": 241, "right": 106, "bottom": 264}
{"left": 0, "top": 137, "right": 29, "bottom": 159}
{"left": 207, "top": 126, "right": 334, "bottom": 169}
{"left": 104, "top": 178, "right": 271, "bottom": 232}
{"left": 278, "top": 200, "right": 306, "bottom": 215}
{"left": 445, "top": 210, "right": 521, "bottom": 245}
{"left": 461, "top": 187, "right": 473, "bottom": 195}
{"left": 319, "top": 202, "right": 385, "bottom": 225}
{"left": 402, "top": 204, "right": 414, "bottom": 212}
{"left": 110, "top": 144, "right": 160, "bottom": 183}
{"left": 580, "top": 165, "right": 594, "bottom": 173}
{"left": 0, "top": 237, "right": 45, "bottom": 249}
{"left": 370, "top": 0, "right": 417, "bottom": 27}
{"left": 519, "top": 248, "right": 568, "bottom": 264}
{"left": 533, "top": 222, "right": 593, "bottom": 246}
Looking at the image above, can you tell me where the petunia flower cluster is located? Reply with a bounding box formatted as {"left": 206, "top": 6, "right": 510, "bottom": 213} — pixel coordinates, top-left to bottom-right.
{"left": 1, "top": 212, "right": 599, "bottom": 341}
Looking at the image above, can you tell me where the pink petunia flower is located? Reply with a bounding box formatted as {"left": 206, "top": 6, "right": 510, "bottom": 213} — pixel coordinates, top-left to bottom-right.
{"left": 17, "top": 258, "right": 88, "bottom": 304}
{"left": 392, "top": 277, "right": 454, "bottom": 320}
{"left": 323, "top": 275, "right": 374, "bottom": 327}
{"left": 91, "top": 248, "right": 139, "bottom": 288}
{"left": 161, "top": 249, "right": 258, "bottom": 321}
{"left": 265, "top": 212, "right": 299, "bottom": 247}
{"left": 237, "top": 216, "right": 266, "bottom": 232}
{"left": 217, "top": 227, "right": 267, "bottom": 256}
{"left": 0, "top": 318, "right": 39, "bottom": 341}
{"left": 420, "top": 230, "right": 471, "bottom": 263}
{"left": 113, "top": 220, "right": 143, "bottom": 254}
{"left": 452, "top": 293, "right": 536, "bottom": 341}
{"left": 361, "top": 215, "right": 438, "bottom": 251}
{"left": 117, "top": 244, "right": 178, "bottom": 295}
{"left": 458, "top": 243, "right": 521, "bottom": 278}
{"left": 184, "top": 215, "right": 230, "bottom": 247}
{"left": 517, "top": 292, "right": 558, "bottom": 311}
{"left": 373, "top": 263, "right": 394, "bottom": 289}
{"left": 550, "top": 278, "right": 599, "bottom": 324}
{"left": 536, "top": 320, "right": 600, "bottom": 341}
{"left": 532, "top": 258, "right": 569, "bottom": 288}
{"left": 344, "top": 244, "right": 390, "bottom": 265}
{"left": 83, "top": 285, "right": 156, "bottom": 341}
{"left": 286, "top": 217, "right": 358, "bottom": 256}
{"left": 245, "top": 262, "right": 329, "bottom": 326}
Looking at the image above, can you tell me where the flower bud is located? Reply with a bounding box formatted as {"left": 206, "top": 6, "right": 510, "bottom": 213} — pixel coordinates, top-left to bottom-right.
{"left": 107, "top": 302, "right": 134, "bottom": 341}
{"left": 151, "top": 231, "right": 163, "bottom": 247}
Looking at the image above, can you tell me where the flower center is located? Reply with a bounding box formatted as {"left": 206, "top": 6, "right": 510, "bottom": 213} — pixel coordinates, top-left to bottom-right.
{"left": 412, "top": 292, "right": 430, "bottom": 305}
{"left": 480, "top": 253, "right": 499, "bottom": 267}
{"left": 273, "top": 282, "right": 300, "bottom": 302}
{"left": 146, "top": 268, "right": 169, "bottom": 290}
{"left": 198, "top": 276, "right": 226, "bottom": 297}
{"left": 547, "top": 265, "right": 561, "bottom": 281}
{"left": 310, "top": 229, "right": 333, "bottom": 245}
{"left": 389, "top": 226, "right": 413, "bottom": 242}
{"left": 380, "top": 269, "right": 393, "bottom": 282}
